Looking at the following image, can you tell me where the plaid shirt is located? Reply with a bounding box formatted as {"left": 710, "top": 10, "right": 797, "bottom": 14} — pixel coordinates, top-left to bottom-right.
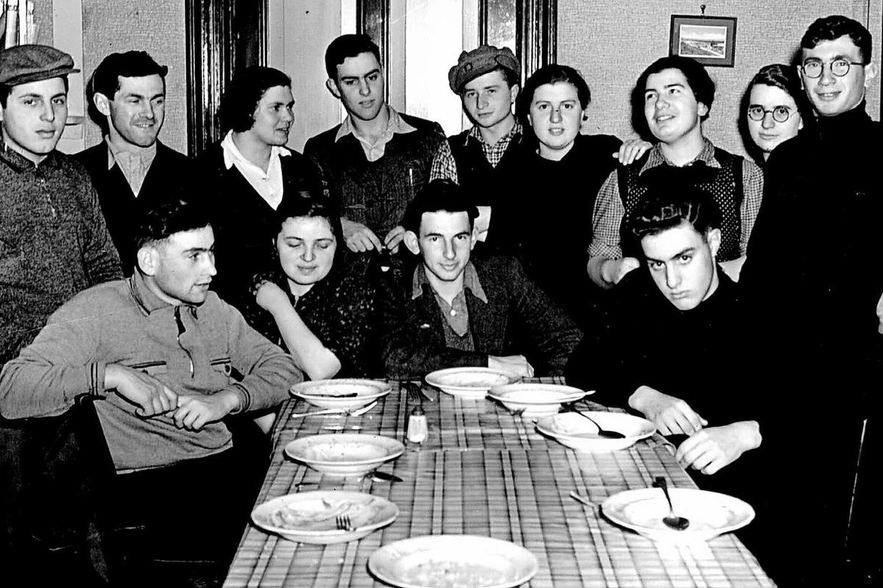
{"left": 588, "top": 139, "right": 763, "bottom": 260}
{"left": 430, "top": 121, "right": 523, "bottom": 183}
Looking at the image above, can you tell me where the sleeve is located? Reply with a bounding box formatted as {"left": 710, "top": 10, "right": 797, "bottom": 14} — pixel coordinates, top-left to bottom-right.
{"left": 79, "top": 180, "right": 124, "bottom": 286}
{"left": 429, "top": 140, "right": 458, "bottom": 183}
{"left": 588, "top": 169, "right": 626, "bottom": 260}
{"left": 0, "top": 302, "right": 106, "bottom": 419}
{"left": 377, "top": 270, "right": 487, "bottom": 379}
{"left": 738, "top": 159, "right": 764, "bottom": 256}
{"left": 506, "top": 259, "right": 584, "bottom": 375}
{"left": 225, "top": 305, "right": 303, "bottom": 413}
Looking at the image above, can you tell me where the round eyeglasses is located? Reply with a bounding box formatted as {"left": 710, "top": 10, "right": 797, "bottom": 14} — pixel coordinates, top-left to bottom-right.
{"left": 801, "top": 58, "right": 864, "bottom": 79}
{"left": 747, "top": 105, "right": 794, "bottom": 123}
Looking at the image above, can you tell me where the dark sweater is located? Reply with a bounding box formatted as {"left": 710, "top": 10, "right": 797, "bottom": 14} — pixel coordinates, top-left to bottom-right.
{"left": 76, "top": 141, "right": 192, "bottom": 275}
{"left": 378, "top": 255, "right": 583, "bottom": 378}
{"left": 304, "top": 113, "right": 445, "bottom": 238}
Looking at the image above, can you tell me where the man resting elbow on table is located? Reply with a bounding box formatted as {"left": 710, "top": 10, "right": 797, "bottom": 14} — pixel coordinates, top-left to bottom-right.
{"left": 0, "top": 200, "right": 302, "bottom": 577}
{"left": 566, "top": 188, "right": 761, "bottom": 481}
{"left": 378, "top": 179, "right": 583, "bottom": 380}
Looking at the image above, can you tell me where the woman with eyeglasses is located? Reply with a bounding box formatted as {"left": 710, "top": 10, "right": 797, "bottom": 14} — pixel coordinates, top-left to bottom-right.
{"left": 742, "top": 64, "right": 814, "bottom": 163}
{"left": 243, "top": 192, "right": 381, "bottom": 381}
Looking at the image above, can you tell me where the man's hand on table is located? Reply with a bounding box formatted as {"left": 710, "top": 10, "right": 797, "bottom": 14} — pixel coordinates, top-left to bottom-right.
{"left": 629, "top": 385, "right": 707, "bottom": 435}
{"left": 105, "top": 363, "right": 177, "bottom": 417}
{"left": 676, "top": 421, "right": 761, "bottom": 475}
{"left": 341, "top": 218, "right": 382, "bottom": 252}
{"left": 173, "top": 391, "right": 241, "bottom": 431}
{"left": 488, "top": 355, "right": 535, "bottom": 378}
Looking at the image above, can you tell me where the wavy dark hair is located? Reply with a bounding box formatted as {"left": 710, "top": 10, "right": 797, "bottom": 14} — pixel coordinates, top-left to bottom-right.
{"left": 631, "top": 56, "right": 715, "bottom": 141}
{"left": 218, "top": 66, "right": 291, "bottom": 133}
{"left": 402, "top": 179, "right": 479, "bottom": 234}
{"left": 324, "top": 34, "right": 382, "bottom": 80}
{"left": 271, "top": 191, "right": 346, "bottom": 282}
{"left": 86, "top": 51, "right": 168, "bottom": 133}
{"left": 801, "top": 14, "right": 872, "bottom": 63}
{"left": 628, "top": 186, "right": 720, "bottom": 242}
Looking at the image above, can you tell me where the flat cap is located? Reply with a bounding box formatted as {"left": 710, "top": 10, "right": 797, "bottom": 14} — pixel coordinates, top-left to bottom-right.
{"left": 448, "top": 45, "right": 520, "bottom": 94}
{"left": 0, "top": 44, "right": 79, "bottom": 87}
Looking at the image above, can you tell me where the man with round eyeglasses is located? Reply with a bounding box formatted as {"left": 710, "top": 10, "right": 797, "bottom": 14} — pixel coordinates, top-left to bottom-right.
{"left": 741, "top": 14, "right": 881, "bottom": 587}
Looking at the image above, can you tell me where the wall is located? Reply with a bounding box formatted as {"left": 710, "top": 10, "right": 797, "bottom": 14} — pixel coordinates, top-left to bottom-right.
{"left": 559, "top": 0, "right": 882, "bottom": 158}
{"left": 78, "top": 0, "right": 188, "bottom": 153}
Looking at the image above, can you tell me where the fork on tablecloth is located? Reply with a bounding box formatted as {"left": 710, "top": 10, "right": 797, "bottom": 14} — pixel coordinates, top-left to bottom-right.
{"left": 335, "top": 514, "right": 354, "bottom": 532}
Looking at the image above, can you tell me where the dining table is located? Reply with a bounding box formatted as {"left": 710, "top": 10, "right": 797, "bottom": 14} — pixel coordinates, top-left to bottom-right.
{"left": 222, "top": 378, "right": 776, "bottom": 587}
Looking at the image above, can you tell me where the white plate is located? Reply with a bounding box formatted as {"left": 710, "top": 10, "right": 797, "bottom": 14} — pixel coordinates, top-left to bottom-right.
{"left": 487, "top": 383, "right": 592, "bottom": 417}
{"left": 425, "top": 367, "right": 518, "bottom": 399}
{"left": 536, "top": 412, "right": 655, "bottom": 452}
{"left": 368, "top": 535, "right": 538, "bottom": 588}
{"left": 285, "top": 433, "right": 405, "bottom": 477}
{"left": 602, "top": 487, "right": 755, "bottom": 543}
{"left": 251, "top": 490, "right": 398, "bottom": 544}
{"left": 290, "top": 378, "right": 391, "bottom": 410}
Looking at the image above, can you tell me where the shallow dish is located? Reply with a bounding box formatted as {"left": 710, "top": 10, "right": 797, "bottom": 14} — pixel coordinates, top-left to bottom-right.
{"left": 601, "top": 487, "right": 755, "bottom": 543}
{"left": 290, "top": 378, "right": 391, "bottom": 410}
{"left": 487, "top": 383, "right": 591, "bottom": 417}
{"left": 425, "top": 367, "right": 517, "bottom": 399}
{"left": 285, "top": 433, "right": 405, "bottom": 477}
{"left": 368, "top": 534, "right": 538, "bottom": 588}
{"left": 536, "top": 412, "right": 655, "bottom": 452}
{"left": 251, "top": 490, "right": 398, "bottom": 544}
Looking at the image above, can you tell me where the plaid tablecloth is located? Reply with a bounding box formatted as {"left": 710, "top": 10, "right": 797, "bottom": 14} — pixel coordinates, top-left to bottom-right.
{"left": 223, "top": 380, "right": 776, "bottom": 587}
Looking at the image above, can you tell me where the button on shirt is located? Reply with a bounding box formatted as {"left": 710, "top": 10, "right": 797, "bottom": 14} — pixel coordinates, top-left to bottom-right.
{"left": 221, "top": 131, "right": 290, "bottom": 210}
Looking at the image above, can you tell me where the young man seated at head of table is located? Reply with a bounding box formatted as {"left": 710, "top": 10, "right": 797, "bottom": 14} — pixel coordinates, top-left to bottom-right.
{"left": 377, "top": 178, "right": 583, "bottom": 380}
{"left": 0, "top": 199, "right": 302, "bottom": 582}
{"left": 566, "top": 187, "right": 762, "bottom": 497}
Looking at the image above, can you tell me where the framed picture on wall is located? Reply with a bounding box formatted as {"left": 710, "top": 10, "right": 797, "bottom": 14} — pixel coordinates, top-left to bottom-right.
{"left": 669, "top": 15, "right": 737, "bottom": 67}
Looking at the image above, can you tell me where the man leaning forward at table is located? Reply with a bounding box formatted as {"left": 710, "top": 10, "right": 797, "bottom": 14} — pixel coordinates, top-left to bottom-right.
{"left": 378, "top": 178, "right": 583, "bottom": 379}
{"left": 0, "top": 199, "right": 302, "bottom": 583}
{"left": 566, "top": 188, "right": 762, "bottom": 500}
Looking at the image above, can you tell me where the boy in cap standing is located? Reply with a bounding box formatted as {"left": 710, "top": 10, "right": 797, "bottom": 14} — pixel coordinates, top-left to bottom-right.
{"left": 1, "top": 44, "right": 121, "bottom": 583}
{"left": 430, "top": 45, "right": 523, "bottom": 244}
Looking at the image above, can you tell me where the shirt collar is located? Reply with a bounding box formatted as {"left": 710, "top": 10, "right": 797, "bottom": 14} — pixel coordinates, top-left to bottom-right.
{"left": 128, "top": 271, "right": 201, "bottom": 317}
{"left": 105, "top": 136, "right": 158, "bottom": 170}
{"left": 220, "top": 130, "right": 290, "bottom": 171}
{"left": 640, "top": 138, "right": 720, "bottom": 175}
{"left": 334, "top": 105, "right": 417, "bottom": 143}
{"left": 411, "top": 261, "right": 488, "bottom": 303}
{"left": 467, "top": 120, "right": 522, "bottom": 145}
{"left": 0, "top": 138, "right": 60, "bottom": 171}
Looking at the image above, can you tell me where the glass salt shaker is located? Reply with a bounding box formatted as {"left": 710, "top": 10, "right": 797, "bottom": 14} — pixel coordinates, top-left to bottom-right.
{"left": 407, "top": 405, "right": 427, "bottom": 444}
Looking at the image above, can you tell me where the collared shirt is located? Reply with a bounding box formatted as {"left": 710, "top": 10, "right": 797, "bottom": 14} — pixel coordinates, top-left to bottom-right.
{"left": 221, "top": 130, "right": 291, "bottom": 210}
{"left": 430, "top": 121, "right": 523, "bottom": 183}
{"left": 334, "top": 105, "right": 416, "bottom": 162}
{"left": 105, "top": 137, "right": 157, "bottom": 196}
{"left": 412, "top": 262, "right": 488, "bottom": 337}
{"left": 588, "top": 139, "right": 764, "bottom": 260}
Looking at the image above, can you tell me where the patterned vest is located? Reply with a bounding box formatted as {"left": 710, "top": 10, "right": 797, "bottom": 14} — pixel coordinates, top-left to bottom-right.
{"left": 617, "top": 147, "right": 744, "bottom": 260}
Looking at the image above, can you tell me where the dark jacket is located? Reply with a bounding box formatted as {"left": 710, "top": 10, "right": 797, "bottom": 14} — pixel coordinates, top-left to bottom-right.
{"left": 304, "top": 113, "right": 445, "bottom": 238}
{"left": 76, "top": 141, "right": 192, "bottom": 275}
{"left": 378, "top": 255, "right": 583, "bottom": 378}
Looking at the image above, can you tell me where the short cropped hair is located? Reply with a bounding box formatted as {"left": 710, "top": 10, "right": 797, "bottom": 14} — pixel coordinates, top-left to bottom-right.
{"left": 87, "top": 51, "right": 168, "bottom": 132}
{"left": 801, "top": 15, "right": 872, "bottom": 63}
{"left": 628, "top": 187, "right": 720, "bottom": 242}
{"left": 402, "top": 179, "right": 479, "bottom": 234}
{"left": 218, "top": 66, "right": 291, "bottom": 133}
{"left": 516, "top": 64, "right": 591, "bottom": 124}
{"left": 632, "top": 56, "right": 715, "bottom": 139}
{"left": 324, "top": 34, "right": 382, "bottom": 80}
{"left": 135, "top": 200, "right": 211, "bottom": 250}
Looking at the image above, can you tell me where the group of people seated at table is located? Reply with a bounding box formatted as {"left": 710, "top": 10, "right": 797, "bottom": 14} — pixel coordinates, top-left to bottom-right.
{"left": 0, "top": 12, "right": 880, "bottom": 588}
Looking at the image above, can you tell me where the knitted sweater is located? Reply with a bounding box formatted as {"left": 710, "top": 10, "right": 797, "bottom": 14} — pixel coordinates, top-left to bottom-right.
{"left": 0, "top": 272, "right": 301, "bottom": 471}
{"left": 1, "top": 143, "right": 123, "bottom": 365}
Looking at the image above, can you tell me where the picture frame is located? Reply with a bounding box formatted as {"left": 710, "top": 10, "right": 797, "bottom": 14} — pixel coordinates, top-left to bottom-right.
{"left": 669, "top": 15, "right": 737, "bottom": 67}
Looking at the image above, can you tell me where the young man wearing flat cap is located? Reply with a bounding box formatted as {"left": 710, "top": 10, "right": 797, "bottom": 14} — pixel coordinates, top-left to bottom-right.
{"left": 430, "top": 44, "right": 523, "bottom": 246}
{"left": 305, "top": 34, "right": 445, "bottom": 258}
{"left": 77, "top": 50, "right": 191, "bottom": 275}
{"left": 0, "top": 44, "right": 122, "bottom": 582}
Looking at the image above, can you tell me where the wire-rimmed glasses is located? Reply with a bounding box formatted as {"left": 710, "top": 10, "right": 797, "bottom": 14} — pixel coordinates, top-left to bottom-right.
{"left": 801, "top": 58, "right": 864, "bottom": 79}
{"left": 746, "top": 105, "right": 794, "bottom": 123}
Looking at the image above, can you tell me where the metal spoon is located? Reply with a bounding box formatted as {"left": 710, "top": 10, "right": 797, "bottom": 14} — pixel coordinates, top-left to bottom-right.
{"left": 561, "top": 404, "right": 626, "bottom": 439}
{"left": 653, "top": 477, "right": 689, "bottom": 530}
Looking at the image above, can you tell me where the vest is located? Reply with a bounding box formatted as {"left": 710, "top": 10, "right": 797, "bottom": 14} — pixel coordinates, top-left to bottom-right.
{"left": 617, "top": 147, "right": 744, "bottom": 260}
{"left": 448, "top": 129, "right": 525, "bottom": 207}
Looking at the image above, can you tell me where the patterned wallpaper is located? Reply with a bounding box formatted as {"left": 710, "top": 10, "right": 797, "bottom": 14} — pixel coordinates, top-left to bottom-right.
{"left": 558, "top": 0, "right": 882, "bottom": 158}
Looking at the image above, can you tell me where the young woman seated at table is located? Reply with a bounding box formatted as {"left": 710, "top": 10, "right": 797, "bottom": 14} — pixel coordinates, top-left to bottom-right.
{"left": 245, "top": 193, "right": 381, "bottom": 380}
{"left": 741, "top": 63, "right": 813, "bottom": 164}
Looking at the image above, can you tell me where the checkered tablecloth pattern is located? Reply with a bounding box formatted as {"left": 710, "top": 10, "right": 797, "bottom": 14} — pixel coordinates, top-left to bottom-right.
{"left": 223, "top": 380, "right": 776, "bottom": 587}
